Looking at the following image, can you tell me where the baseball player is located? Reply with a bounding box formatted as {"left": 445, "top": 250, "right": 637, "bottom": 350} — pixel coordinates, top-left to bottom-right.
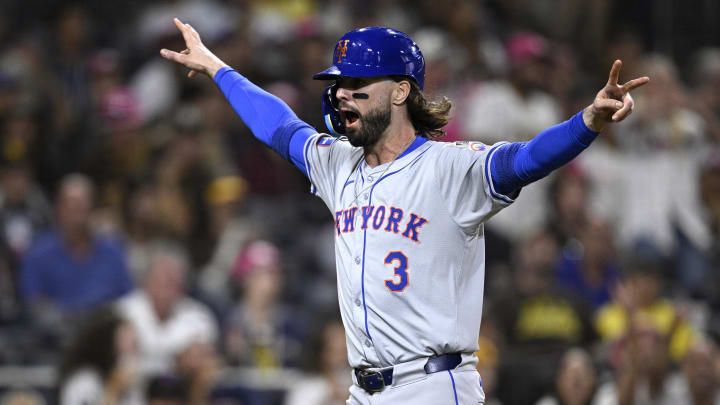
{"left": 160, "top": 20, "right": 648, "bottom": 404}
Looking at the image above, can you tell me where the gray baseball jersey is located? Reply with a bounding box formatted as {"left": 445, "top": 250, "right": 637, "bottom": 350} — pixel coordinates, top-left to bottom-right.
{"left": 302, "top": 134, "right": 514, "bottom": 369}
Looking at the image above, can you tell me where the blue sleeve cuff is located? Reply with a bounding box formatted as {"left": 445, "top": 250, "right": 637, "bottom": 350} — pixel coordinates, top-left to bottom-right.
{"left": 490, "top": 142, "right": 525, "bottom": 197}
{"left": 270, "top": 119, "right": 312, "bottom": 160}
{"left": 568, "top": 110, "right": 600, "bottom": 147}
{"left": 213, "top": 66, "right": 234, "bottom": 84}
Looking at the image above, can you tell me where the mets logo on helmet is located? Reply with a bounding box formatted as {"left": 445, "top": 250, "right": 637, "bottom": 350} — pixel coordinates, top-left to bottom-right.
{"left": 336, "top": 40, "right": 350, "bottom": 63}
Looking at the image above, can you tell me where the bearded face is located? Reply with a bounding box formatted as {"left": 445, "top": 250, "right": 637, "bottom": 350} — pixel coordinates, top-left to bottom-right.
{"left": 334, "top": 76, "right": 394, "bottom": 148}
{"left": 341, "top": 95, "right": 392, "bottom": 148}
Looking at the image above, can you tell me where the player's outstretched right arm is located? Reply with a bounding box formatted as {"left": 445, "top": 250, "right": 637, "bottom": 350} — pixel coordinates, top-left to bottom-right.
{"left": 489, "top": 60, "right": 649, "bottom": 197}
{"left": 160, "top": 18, "right": 317, "bottom": 173}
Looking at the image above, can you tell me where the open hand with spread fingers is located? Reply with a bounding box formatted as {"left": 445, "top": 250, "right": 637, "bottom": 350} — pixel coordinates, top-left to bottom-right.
{"left": 583, "top": 59, "right": 650, "bottom": 132}
{"left": 159, "top": 18, "right": 228, "bottom": 79}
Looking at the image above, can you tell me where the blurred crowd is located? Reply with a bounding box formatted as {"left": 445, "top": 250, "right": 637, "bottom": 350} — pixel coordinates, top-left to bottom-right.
{"left": 0, "top": 0, "right": 718, "bottom": 404}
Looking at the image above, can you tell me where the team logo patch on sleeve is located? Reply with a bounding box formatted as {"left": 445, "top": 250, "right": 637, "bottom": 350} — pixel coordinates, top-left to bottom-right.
{"left": 451, "top": 141, "right": 487, "bottom": 151}
{"left": 470, "top": 142, "right": 486, "bottom": 151}
{"left": 318, "top": 136, "right": 335, "bottom": 147}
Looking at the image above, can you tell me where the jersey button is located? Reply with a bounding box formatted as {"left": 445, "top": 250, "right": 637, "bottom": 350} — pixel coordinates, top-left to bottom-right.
{"left": 365, "top": 339, "right": 372, "bottom": 347}
{"left": 355, "top": 298, "right": 361, "bottom": 307}
{"left": 354, "top": 256, "right": 361, "bottom": 265}
{"left": 363, "top": 193, "right": 369, "bottom": 201}
{"left": 367, "top": 175, "right": 374, "bottom": 182}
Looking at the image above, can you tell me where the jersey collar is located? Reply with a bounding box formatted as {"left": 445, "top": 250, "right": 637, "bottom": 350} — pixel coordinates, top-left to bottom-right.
{"left": 361, "top": 136, "right": 429, "bottom": 175}
{"left": 397, "top": 135, "right": 428, "bottom": 159}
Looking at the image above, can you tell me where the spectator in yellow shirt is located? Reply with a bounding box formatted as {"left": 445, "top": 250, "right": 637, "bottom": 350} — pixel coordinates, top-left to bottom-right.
{"left": 594, "top": 254, "right": 695, "bottom": 362}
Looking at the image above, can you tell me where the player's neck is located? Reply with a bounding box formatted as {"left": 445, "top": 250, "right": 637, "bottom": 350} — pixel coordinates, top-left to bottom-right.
{"left": 364, "top": 120, "right": 416, "bottom": 168}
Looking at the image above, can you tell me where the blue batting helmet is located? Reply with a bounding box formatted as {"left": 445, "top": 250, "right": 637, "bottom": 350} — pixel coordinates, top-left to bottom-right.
{"left": 313, "top": 27, "right": 426, "bottom": 136}
{"left": 313, "top": 26, "right": 426, "bottom": 89}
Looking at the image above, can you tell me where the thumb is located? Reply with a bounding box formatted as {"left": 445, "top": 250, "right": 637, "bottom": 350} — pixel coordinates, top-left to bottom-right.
{"left": 160, "top": 48, "right": 186, "bottom": 64}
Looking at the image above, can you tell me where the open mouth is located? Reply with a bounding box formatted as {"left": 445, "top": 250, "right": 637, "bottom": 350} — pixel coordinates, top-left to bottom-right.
{"left": 341, "top": 109, "right": 360, "bottom": 127}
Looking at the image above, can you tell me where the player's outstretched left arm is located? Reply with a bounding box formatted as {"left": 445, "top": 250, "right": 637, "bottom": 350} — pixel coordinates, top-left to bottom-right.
{"left": 489, "top": 60, "right": 649, "bottom": 197}
{"left": 582, "top": 59, "right": 650, "bottom": 132}
{"left": 159, "top": 18, "right": 317, "bottom": 175}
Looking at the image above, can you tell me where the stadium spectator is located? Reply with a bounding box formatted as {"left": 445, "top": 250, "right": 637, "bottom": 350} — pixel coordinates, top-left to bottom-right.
{"left": 0, "top": 159, "right": 51, "bottom": 323}
{"left": 116, "top": 242, "right": 218, "bottom": 376}
{"left": 497, "top": 231, "right": 596, "bottom": 351}
{"left": 173, "top": 341, "right": 221, "bottom": 405}
{"left": 690, "top": 48, "right": 720, "bottom": 142}
{"left": 459, "top": 32, "right": 564, "bottom": 242}
{"left": 20, "top": 174, "right": 132, "bottom": 314}
{"left": 144, "top": 346, "right": 223, "bottom": 405}
{"left": 535, "top": 348, "right": 597, "bottom": 405}
{"left": 43, "top": 5, "right": 109, "bottom": 187}
{"left": 144, "top": 347, "right": 221, "bottom": 405}
{"left": 1, "top": 104, "right": 44, "bottom": 182}
{"left": 593, "top": 327, "right": 679, "bottom": 405}
{"left": 594, "top": 253, "right": 696, "bottom": 363}
{"left": 50, "top": 5, "right": 94, "bottom": 135}
{"left": 549, "top": 167, "right": 619, "bottom": 309}
{"left": 611, "top": 55, "right": 708, "bottom": 259}
{"left": 459, "top": 31, "right": 561, "bottom": 145}
{"left": 225, "top": 240, "right": 305, "bottom": 370}
{"left": 670, "top": 339, "right": 720, "bottom": 405}
{"left": 547, "top": 166, "right": 591, "bottom": 245}
{"left": 58, "top": 307, "right": 142, "bottom": 405}
{"left": 556, "top": 218, "right": 619, "bottom": 310}
{"left": 0, "top": 160, "right": 52, "bottom": 267}
{"left": 284, "top": 316, "right": 350, "bottom": 405}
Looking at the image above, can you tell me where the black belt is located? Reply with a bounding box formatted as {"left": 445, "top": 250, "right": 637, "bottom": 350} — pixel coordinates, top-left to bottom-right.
{"left": 354, "top": 353, "right": 462, "bottom": 393}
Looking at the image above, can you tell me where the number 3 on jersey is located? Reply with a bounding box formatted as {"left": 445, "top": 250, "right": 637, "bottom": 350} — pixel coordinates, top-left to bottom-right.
{"left": 384, "top": 251, "right": 409, "bottom": 292}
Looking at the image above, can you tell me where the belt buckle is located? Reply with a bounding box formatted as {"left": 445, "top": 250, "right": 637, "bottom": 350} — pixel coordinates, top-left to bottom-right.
{"left": 358, "top": 369, "right": 386, "bottom": 392}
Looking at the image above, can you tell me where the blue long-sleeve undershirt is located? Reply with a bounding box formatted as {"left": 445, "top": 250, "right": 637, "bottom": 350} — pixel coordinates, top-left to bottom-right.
{"left": 214, "top": 67, "right": 316, "bottom": 175}
{"left": 489, "top": 111, "right": 599, "bottom": 197}
{"left": 214, "top": 66, "right": 598, "bottom": 196}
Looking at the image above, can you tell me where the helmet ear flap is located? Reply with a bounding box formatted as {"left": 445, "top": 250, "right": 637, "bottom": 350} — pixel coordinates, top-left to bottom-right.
{"left": 322, "top": 84, "right": 345, "bottom": 136}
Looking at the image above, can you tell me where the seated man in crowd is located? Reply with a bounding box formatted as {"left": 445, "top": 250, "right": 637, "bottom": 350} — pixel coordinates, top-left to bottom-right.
{"left": 20, "top": 174, "right": 132, "bottom": 315}
{"left": 116, "top": 242, "right": 218, "bottom": 376}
